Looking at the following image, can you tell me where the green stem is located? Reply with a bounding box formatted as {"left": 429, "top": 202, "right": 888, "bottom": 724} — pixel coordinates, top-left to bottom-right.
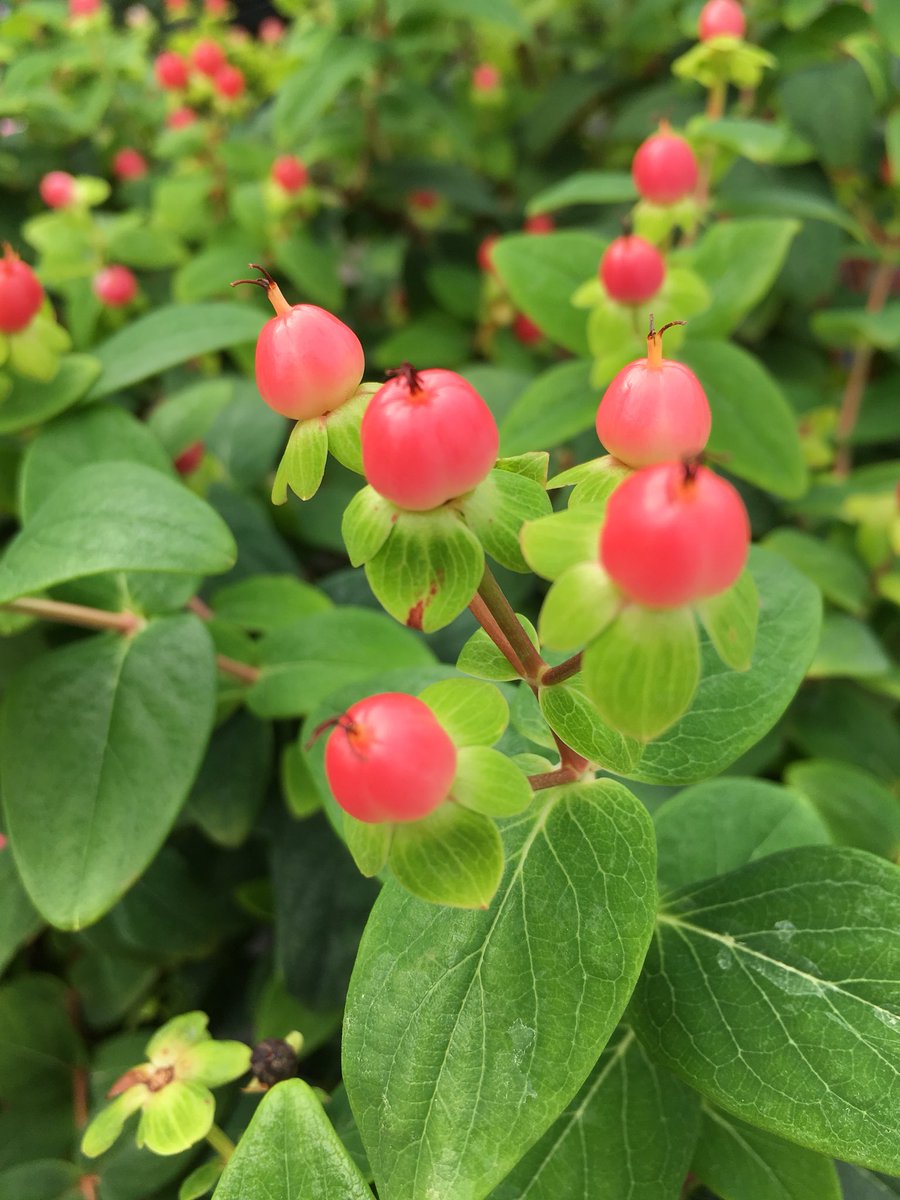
{"left": 206, "top": 1123, "right": 236, "bottom": 1162}
{"left": 476, "top": 565, "right": 545, "bottom": 683}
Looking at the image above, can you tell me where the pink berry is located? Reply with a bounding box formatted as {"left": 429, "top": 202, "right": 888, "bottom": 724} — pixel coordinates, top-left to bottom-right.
{"left": 258, "top": 16, "right": 284, "bottom": 42}
{"left": 408, "top": 188, "right": 439, "bottom": 212}
{"left": 155, "top": 51, "right": 190, "bottom": 90}
{"left": 93, "top": 265, "right": 137, "bottom": 308}
{"left": 205, "top": 0, "right": 227, "bottom": 13}
{"left": 524, "top": 213, "right": 554, "bottom": 234}
{"left": 113, "top": 147, "right": 147, "bottom": 181}
{"left": 472, "top": 63, "right": 501, "bottom": 92}
{"left": 174, "top": 441, "right": 204, "bottom": 474}
{"left": 596, "top": 321, "right": 711, "bottom": 468}
{"left": 213, "top": 63, "right": 245, "bottom": 99}
{"left": 632, "top": 127, "right": 698, "bottom": 206}
{"left": 0, "top": 832, "right": 6, "bottom": 851}
{"left": 39, "top": 171, "right": 77, "bottom": 209}
{"left": 233, "top": 265, "right": 364, "bottom": 420}
{"left": 513, "top": 313, "right": 542, "bottom": 345}
{"left": 167, "top": 106, "right": 197, "bottom": 130}
{"left": 361, "top": 365, "right": 499, "bottom": 511}
{"left": 600, "top": 234, "right": 665, "bottom": 305}
{"left": 698, "top": 0, "right": 746, "bottom": 40}
{"left": 69, "top": 0, "right": 101, "bottom": 15}
{"left": 600, "top": 462, "right": 750, "bottom": 608}
{"left": 271, "top": 154, "right": 309, "bottom": 194}
{"left": 477, "top": 234, "right": 499, "bottom": 273}
{"left": 192, "top": 39, "right": 226, "bottom": 76}
{"left": 324, "top": 693, "right": 457, "bottom": 824}
{"left": 165, "top": 0, "right": 189, "bottom": 12}
{"left": 0, "top": 245, "right": 44, "bottom": 334}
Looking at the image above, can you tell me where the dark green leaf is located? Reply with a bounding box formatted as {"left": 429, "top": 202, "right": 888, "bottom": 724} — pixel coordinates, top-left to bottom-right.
{"left": 0, "top": 354, "right": 100, "bottom": 436}
{"left": 499, "top": 359, "right": 598, "bottom": 456}
{"left": 784, "top": 759, "right": 900, "bottom": 861}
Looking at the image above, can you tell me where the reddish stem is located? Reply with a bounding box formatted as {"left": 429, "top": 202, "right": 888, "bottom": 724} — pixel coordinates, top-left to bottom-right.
{"left": 835, "top": 258, "right": 895, "bottom": 476}
{"left": 1, "top": 596, "right": 142, "bottom": 635}
{"left": 540, "top": 652, "right": 583, "bottom": 688}
{"left": 528, "top": 765, "right": 581, "bottom": 791}
{"left": 468, "top": 593, "right": 526, "bottom": 676}
{"left": 217, "top": 654, "right": 260, "bottom": 685}
{"left": 476, "top": 565, "right": 545, "bottom": 683}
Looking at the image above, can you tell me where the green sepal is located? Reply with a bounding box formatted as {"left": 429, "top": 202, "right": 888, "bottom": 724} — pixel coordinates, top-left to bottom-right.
{"left": 673, "top": 38, "right": 776, "bottom": 89}
{"left": 326, "top": 383, "right": 378, "bottom": 474}
{"left": 460, "top": 467, "right": 552, "bottom": 571}
{"left": 75, "top": 175, "right": 112, "bottom": 207}
{"left": 9, "top": 315, "right": 70, "bottom": 381}
{"left": 451, "top": 745, "right": 533, "bottom": 817}
{"left": 146, "top": 1011, "right": 211, "bottom": 1061}
{"left": 387, "top": 802, "right": 504, "bottom": 909}
{"left": 632, "top": 200, "right": 703, "bottom": 245}
{"left": 582, "top": 606, "right": 701, "bottom": 742}
{"left": 538, "top": 561, "right": 620, "bottom": 652}
{"left": 281, "top": 742, "right": 322, "bottom": 818}
{"left": 520, "top": 506, "right": 603, "bottom": 580}
{"left": 456, "top": 613, "right": 539, "bottom": 681}
{"left": 365, "top": 508, "right": 484, "bottom": 632}
{"left": 697, "top": 568, "right": 759, "bottom": 671}
{"left": 341, "top": 484, "right": 397, "bottom": 567}
{"left": 81, "top": 1086, "right": 147, "bottom": 1158}
{"left": 547, "top": 453, "right": 629, "bottom": 497}
{"left": 136, "top": 1080, "right": 215, "bottom": 1156}
{"left": 418, "top": 678, "right": 508, "bottom": 747}
{"left": 0, "top": 332, "right": 7, "bottom": 367}
{"left": 179, "top": 1040, "right": 251, "bottom": 1088}
{"left": 179, "top": 1158, "right": 223, "bottom": 1200}
{"left": 343, "top": 812, "right": 392, "bottom": 877}
{"left": 539, "top": 683, "right": 642, "bottom": 775}
{"left": 271, "top": 416, "right": 328, "bottom": 504}
{"left": 495, "top": 451, "right": 549, "bottom": 485}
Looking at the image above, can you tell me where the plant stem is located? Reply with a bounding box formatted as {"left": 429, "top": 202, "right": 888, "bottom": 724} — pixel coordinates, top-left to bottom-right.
{"left": 528, "top": 765, "right": 581, "bottom": 791}
{"left": 551, "top": 731, "right": 589, "bottom": 776}
{"left": 476, "top": 565, "right": 545, "bottom": 682}
{"left": 217, "top": 654, "right": 261, "bottom": 685}
{"left": 206, "top": 1122, "right": 236, "bottom": 1162}
{"left": 693, "top": 78, "right": 727, "bottom": 215}
{"left": 468, "top": 593, "right": 526, "bottom": 676}
{"left": 540, "top": 651, "right": 583, "bottom": 687}
{"left": 1, "top": 596, "right": 143, "bottom": 635}
{"left": 835, "top": 258, "right": 895, "bottom": 476}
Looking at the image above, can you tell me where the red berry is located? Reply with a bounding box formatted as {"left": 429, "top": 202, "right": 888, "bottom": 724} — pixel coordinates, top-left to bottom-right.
{"left": 632, "top": 127, "right": 698, "bottom": 206}
{"left": 524, "top": 213, "right": 555, "bottom": 234}
{"left": 600, "top": 235, "right": 665, "bottom": 305}
{"left": 174, "top": 441, "right": 205, "bottom": 474}
{"left": 408, "top": 188, "right": 439, "bottom": 212}
{"left": 600, "top": 462, "right": 750, "bottom": 608}
{"left": 324, "top": 693, "right": 457, "bottom": 824}
{"left": 271, "top": 154, "right": 309, "bottom": 194}
{"left": 472, "top": 63, "right": 501, "bottom": 92}
{"left": 155, "top": 51, "right": 190, "bottom": 90}
{"left": 213, "top": 63, "right": 245, "bottom": 99}
{"left": 39, "top": 171, "right": 77, "bottom": 209}
{"left": 596, "top": 322, "right": 710, "bottom": 468}
{"left": 113, "top": 147, "right": 147, "bottom": 181}
{"left": 513, "top": 313, "right": 542, "bottom": 345}
{"left": 361, "top": 365, "right": 499, "bottom": 511}
{"left": 167, "top": 106, "right": 197, "bottom": 130}
{"left": 93, "top": 265, "right": 137, "bottom": 308}
{"left": 0, "top": 246, "right": 44, "bottom": 334}
{"left": 165, "top": 0, "right": 189, "bottom": 12}
{"left": 698, "top": 0, "right": 746, "bottom": 40}
{"left": 258, "top": 16, "right": 284, "bottom": 42}
{"left": 235, "top": 266, "right": 364, "bottom": 420}
{"left": 205, "top": 0, "right": 227, "bottom": 13}
{"left": 69, "top": 0, "right": 101, "bottom": 15}
{"left": 192, "top": 39, "right": 226, "bottom": 76}
{"left": 477, "top": 234, "right": 499, "bottom": 273}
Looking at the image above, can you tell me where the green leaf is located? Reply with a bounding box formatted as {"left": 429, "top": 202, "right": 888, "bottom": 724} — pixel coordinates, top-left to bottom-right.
{"left": 343, "top": 812, "right": 392, "bottom": 877}
{"left": 809, "top": 614, "right": 892, "bottom": 679}
{"left": 812, "top": 305, "right": 900, "bottom": 351}
{"left": 1, "top": 615, "right": 217, "bottom": 929}
{"left": 212, "top": 1079, "right": 372, "bottom": 1199}
{"left": 490, "top": 1026, "right": 701, "bottom": 1200}
{"left": 0, "top": 354, "right": 100, "bottom": 436}
{"left": 778, "top": 60, "right": 876, "bottom": 170}
{"left": 630, "top": 847, "right": 900, "bottom": 1173}
{"left": 326, "top": 384, "right": 375, "bottom": 475}
{"left": 692, "top": 1102, "right": 841, "bottom": 1200}
{"left": 273, "top": 36, "right": 377, "bottom": 145}
{"left": 762, "top": 529, "right": 869, "bottom": 616}
{"left": 137, "top": 1081, "right": 214, "bottom": 1156}
{"left": 87, "top": 304, "right": 265, "bottom": 400}
{"left": 460, "top": 469, "right": 552, "bottom": 572}
{"left": 520, "top": 506, "right": 602, "bottom": 581}
{"left": 210, "top": 574, "right": 332, "bottom": 632}
{"left": 539, "top": 684, "right": 643, "bottom": 775}
{"left": 784, "top": 759, "right": 900, "bottom": 861}
{"left": 248, "top": 608, "right": 433, "bottom": 718}
{"left": 0, "top": 975, "right": 84, "bottom": 1107}
{"left": 82, "top": 1088, "right": 146, "bottom": 1158}
{"left": 179, "top": 1159, "right": 223, "bottom": 1200}
{"left": 526, "top": 171, "right": 636, "bottom": 213}
{"left": 538, "top": 561, "right": 619, "bottom": 652}
{"left": 654, "top": 778, "right": 831, "bottom": 893}
{"left": 418, "top": 678, "right": 508, "bottom": 747}
{"left": 789, "top": 681, "right": 900, "bottom": 783}
{"left": 684, "top": 218, "right": 800, "bottom": 337}
{"left": 0, "top": 463, "right": 236, "bottom": 604}
{"left": 186, "top": 710, "right": 273, "bottom": 849}
{"left": 456, "top": 614, "right": 539, "bottom": 681}
{"left": 498, "top": 359, "right": 598, "bottom": 457}
{"left": 365, "top": 509, "right": 485, "bottom": 633}
{"left": 388, "top": 802, "right": 504, "bottom": 909}
{"left": 341, "top": 484, "right": 398, "bottom": 567}
{"left": 837, "top": 1163, "right": 900, "bottom": 1198}
{"left": 0, "top": 1160, "right": 82, "bottom": 1200}
{"left": 271, "top": 417, "right": 328, "bottom": 504}
{"left": 0, "top": 847, "right": 42, "bottom": 977}
{"left": 281, "top": 743, "right": 322, "bottom": 819}
{"left": 451, "top": 746, "right": 534, "bottom": 817}
{"left": 494, "top": 451, "right": 549, "bottom": 486}
{"left": 582, "top": 606, "right": 701, "bottom": 742}
{"left": 679, "top": 340, "right": 807, "bottom": 499}
{"left": 633, "top": 548, "right": 822, "bottom": 785}
{"left": 690, "top": 116, "right": 815, "bottom": 164}
{"left": 180, "top": 1041, "right": 251, "bottom": 1088}
{"left": 491, "top": 233, "right": 605, "bottom": 355}
{"left": 696, "top": 568, "right": 759, "bottom": 671}
{"left": 344, "top": 780, "right": 657, "bottom": 1200}
{"left": 273, "top": 230, "right": 345, "bottom": 311}
{"left": 872, "top": 0, "right": 900, "bottom": 53}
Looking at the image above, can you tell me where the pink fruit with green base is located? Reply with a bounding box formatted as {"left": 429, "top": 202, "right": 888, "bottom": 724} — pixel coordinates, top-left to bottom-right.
{"left": 113, "top": 148, "right": 147, "bottom": 181}
{"left": 596, "top": 320, "right": 711, "bottom": 467}
{"left": 0, "top": 246, "right": 44, "bottom": 333}
{"left": 698, "top": 0, "right": 746, "bottom": 40}
{"left": 231, "top": 264, "right": 365, "bottom": 420}
{"left": 600, "top": 234, "right": 665, "bottom": 305}
{"left": 324, "top": 693, "right": 457, "bottom": 824}
{"left": 632, "top": 126, "right": 698, "bottom": 205}
{"left": 214, "top": 64, "right": 245, "bottom": 98}
{"left": 155, "top": 51, "right": 190, "bottom": 89}
{"left": 93, "top": 265, "right": 137, "bottom": 307}
{"left": 600, "top": 461, "right": 750, "bottom": 608}
{"left": 192, "top": 39, "right": 226, "bottom": 76}
{"left": 271, "top": 155, "right": 309, "bottom": 193}
{"left": 360, "top": 364, "right": 499, "bottom": 511}
{"left": 40, "top": 171, "right": 77, "bottom": 209}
